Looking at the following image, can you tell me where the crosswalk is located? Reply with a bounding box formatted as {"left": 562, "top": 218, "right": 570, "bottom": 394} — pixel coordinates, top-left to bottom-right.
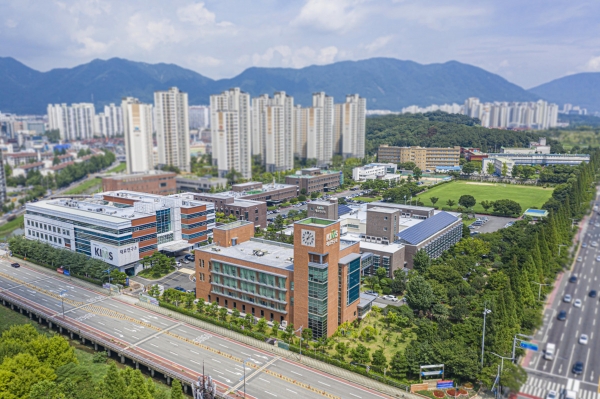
{"left": 521, "top": 376, "right": 598, "bottom": 399}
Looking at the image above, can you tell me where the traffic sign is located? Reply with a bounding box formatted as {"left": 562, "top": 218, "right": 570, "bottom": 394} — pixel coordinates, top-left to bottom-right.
{"left": 519, "top": 341, "right": 538, "bottom": 351}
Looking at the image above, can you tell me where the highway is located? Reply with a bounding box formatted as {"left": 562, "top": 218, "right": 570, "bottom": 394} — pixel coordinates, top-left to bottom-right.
{"left": 520, "top": 205, "right": 600, "bottom": 399}
{"left": 0, "top": 260, "right": 392, "bottom": 399}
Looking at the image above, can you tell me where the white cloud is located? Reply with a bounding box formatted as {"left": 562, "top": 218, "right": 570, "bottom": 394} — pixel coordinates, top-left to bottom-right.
{"left": 176, "top": 2, "right": 231, "bottom": 27}
{"left": 584, "top": 56, "right": 600, "bottom": 71}
{"left": 292, "top": 0, "right": 363, "bottom": 32}
{"left": 127, "top": 14, "right": 183, "bottom": 51}
{"left": 364, "top": 35, "right": 393, "bottom": 52}
{"left": 390, "top": 2, "right": 489, "bottom": 30}
{"left": 73, "top": 29, "right": 111, "bottom": 56}
{"left": 250, "top": 45, "right": 339, "bottom": 69}
{"left": 189, "top": 55, "right": 222, "bottom": 67}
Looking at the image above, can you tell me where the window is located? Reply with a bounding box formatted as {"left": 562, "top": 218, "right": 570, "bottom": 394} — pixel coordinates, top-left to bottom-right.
{"left": 200, "top": 259, "right": 205, "bottom": 268}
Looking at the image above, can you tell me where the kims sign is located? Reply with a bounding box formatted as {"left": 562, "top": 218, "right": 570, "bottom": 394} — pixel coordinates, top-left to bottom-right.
{"left": 91, "top": 241, "right": 139, "bottom": 267}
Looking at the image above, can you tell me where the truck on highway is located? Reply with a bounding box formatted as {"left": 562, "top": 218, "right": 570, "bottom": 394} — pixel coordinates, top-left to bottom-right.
{"left": 544, "top": 343, "right": 556, "bottom": 360}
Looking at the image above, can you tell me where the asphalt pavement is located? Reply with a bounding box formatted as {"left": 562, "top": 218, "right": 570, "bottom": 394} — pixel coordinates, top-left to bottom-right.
{"left": 0, "top": 261, "right": 393, "bottom": 399}
{"left": 519, "top": 200, "right": 600, "bottom": 399}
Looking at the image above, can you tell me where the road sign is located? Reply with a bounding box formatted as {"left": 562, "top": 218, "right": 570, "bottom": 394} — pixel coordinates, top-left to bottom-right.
{"left": 519, "top": 341, "right": 538, "bottom": 351}
{"left": 437, "top": 381, "right": 454, "bottom": 389}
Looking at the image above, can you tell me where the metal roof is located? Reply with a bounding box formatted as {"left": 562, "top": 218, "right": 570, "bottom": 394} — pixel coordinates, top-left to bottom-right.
{"left": 396, "top": 211, "right": 459, "bottom": 245}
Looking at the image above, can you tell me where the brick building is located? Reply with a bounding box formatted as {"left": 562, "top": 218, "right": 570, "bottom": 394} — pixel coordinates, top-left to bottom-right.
{"left": 377, "top": 145, "right": 460, "bottom": 171}
{"left": 189, "top": 193, "right": 267, "bottom": 228}
{"left": 285, "top": 168, "right": 342, "bottom": 194}
{"left": 102, "top": 171, "right": 177, "bottom": 195}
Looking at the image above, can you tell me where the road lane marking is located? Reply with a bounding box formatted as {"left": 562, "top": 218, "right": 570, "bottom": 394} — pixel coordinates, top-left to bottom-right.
{"left": 264, "top": 391, "right": 277, "bottom": 397}
{"left": 150, "top": 344, "right": 159, "bottom": 348}
{"left": 169, "top": 341, "right": 178, "bottom": 346}
{"left": 159, "top": 322, "right": 167, "bottom": 326}
{"left": 169, "top": 351, "right": 178, "bottom": 355}
{"left": 349, "top": 394, "right": 362, "bottom": 398}
{"left": 97, "top": 322, "right": 105, "bottom": 325}
{"left": 241, "top": 352, "right": 250, "bottom": 356}
{"left": 114, "top": 329, "right": 122, "bottom": 333}
{"left": 219, "top": 344, "right": 229, "bottom": 348}
{"left": 213, "top": 369, "right": 223, "bottom": 374}
{"left": 286, "top": 388, "right": 297, "bottom": 394}
{"left": 190, "top": 360, "right": 201, "bottom": 365}
{"left": 290, "top": 370, "right": 302, "bottom": 376}
{"left": 212, "top": 359, "right": 221, "bottom": 363}
{"left": 177, "top": 329, "right": 188, "bottom": 333}
{"left": 190, "top": 350, "right": 199, "bottom": 355}
{"left": 259, "top": 378, "right": 270, "bottom": 383}
{"left": 132, "top": 336, "right": 139, "bottom": 339}
{"left": 318, "top": 381, "right": 331, "bottom": 386}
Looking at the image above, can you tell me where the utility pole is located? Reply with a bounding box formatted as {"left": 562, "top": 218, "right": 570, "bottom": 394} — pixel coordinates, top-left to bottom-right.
{"left": 531, "top": 281, "right": 549, "bottom": 301}
{"left": 481, "top": 305, "right": 491, "bottom": 368}
{"left": 242, "top": 357, "right": 251, "bottom": 398}
{"left": 60, "top": 289, "right": 67, "bottom": 318}
{"left": 512, "top": 333, "right": 534, "bottom": 362}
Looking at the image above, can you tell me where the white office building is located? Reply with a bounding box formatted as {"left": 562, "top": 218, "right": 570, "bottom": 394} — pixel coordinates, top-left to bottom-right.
{"left": 122, "top": 97, "right": 154, "bottom": 174}
{"left": 352, "top": 163, "right": 397, "bottom": 182}
{"left": 210, "top": 88, "right": 252, "bottom": 179}
{"left": 154, "top": 87, "right": 191, "bottom": 172}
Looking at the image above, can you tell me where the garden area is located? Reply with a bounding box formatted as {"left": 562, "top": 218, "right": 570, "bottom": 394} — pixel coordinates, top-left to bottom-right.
{"left": 137, "top": 252, "right": 176, "bottom": 279}
{"left": 64, "top": 177, "right": 102, "bottom": 195}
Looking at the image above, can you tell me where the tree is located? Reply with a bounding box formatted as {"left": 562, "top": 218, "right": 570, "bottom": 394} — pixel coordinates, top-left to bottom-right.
{"left": 335, "top": 342, "right": 349, "bottom": 360}
{"left": 413, "top": 167, "right": 422, "bottom": 181}
{"left": 492, "top": 199, "right": 522, "bottom": 217}
{"left": 405, "top": 275, "right": 435, "bottom": 312}
{"left": 125, "top": 369, "right": 153, "bottom": 399}
{"left": 480, "top": 200, "right": 493, "bottom": 212}
{"left": 458, "top": 195, "right": 476, "bottom": 209}
{"left": 501, "top": 162, "right": 508, "bottom": 177}
{"left": 461, "top": 162, "right": 476, "bottom": 175}
{"left": 389, "top": 351, "right": 409, "bottom": 379}
{"left": 371, "top": 348, "right": 388, "bottom": 373}
{"left": 349, "top": 343, "right": 370, "bottom": 364}
{"left": 218, "top": 307, "right": 229, "bottom": 321}
{"left": 243, "top": 314, "right": 254, "bottom": 330}
{"left": 147, "top": 284, "right": 160, "bottom": 298}
{"left": 283, "top": 323, "right": 295, "bottom": 342}
{"left": 301, "top": 327, "right": 313, "bottom": 344}
{"left": 99, "top": 362, "right": 127, "bottom": 399}
{"left": 446, "top": 199, "right": 455, "bottom": 207}
{"left": 429, "top": 197, "right": 439, "bottom": 206}
{"left": 310, "top": 191, "right": 320, "bottom": 199}
{"left": 486, "top": 162, "right": 496, "bottom": 175}
{"left": 412, "top": 249, "right": 431, "bottom": 274}
{"left": 196, "top": 298, "right": 206, "bottom": 314}
{"left": 256, "top": 318, "right": 268, "bottom": 334}
{"left": 170, "top": 380, "right": 184, "bottom": 399}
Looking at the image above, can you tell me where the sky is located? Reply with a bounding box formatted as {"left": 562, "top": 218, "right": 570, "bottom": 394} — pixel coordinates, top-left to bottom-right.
{"left": 1, "top": 0, "right": 599, "bottom": 88}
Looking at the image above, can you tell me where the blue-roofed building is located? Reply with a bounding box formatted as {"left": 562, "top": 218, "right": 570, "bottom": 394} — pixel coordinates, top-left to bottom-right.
{"left": 396, "top": 211, "right": 462, "bottom": 266}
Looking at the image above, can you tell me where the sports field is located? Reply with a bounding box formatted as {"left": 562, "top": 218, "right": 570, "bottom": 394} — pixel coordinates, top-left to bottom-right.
{"left": 417, "top": 180, "right": 553, "bottom": 213}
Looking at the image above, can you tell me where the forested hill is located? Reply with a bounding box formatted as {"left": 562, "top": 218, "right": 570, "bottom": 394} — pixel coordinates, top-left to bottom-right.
{"left": 365, "top": 112, "right": 562, "bottom": 155}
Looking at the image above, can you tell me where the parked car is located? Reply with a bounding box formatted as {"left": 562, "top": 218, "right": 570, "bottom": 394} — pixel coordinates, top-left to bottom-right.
{"left": 364, "top": 291, "right": 379, "bottom": 297}
{"left": 185, "top": 254, "right": 195, "bottom": 261}
{"left": 174, "top": 286, "right": 186, "bottom": 293}
{"left": 175, "top": 261, "right": 182, "bottom": 267}
{"left": 383, "top": 295, "right": 398, "bottom": 302}
{"left": 182, "top": 259, "right": 190, "bottom": 264}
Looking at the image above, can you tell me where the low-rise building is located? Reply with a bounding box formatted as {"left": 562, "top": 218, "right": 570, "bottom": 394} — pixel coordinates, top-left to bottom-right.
{"left": 285, "top": 168, "right": 342, "bottom": 194}
{"left": 13, "top": 161, "right": 45, "bottom": 177}
{"left": 482, "top": 153, "right": 590, "bottom": 176}
{"left": 24, "top": 191, "right": 215, "bottom": 275}
{"left": 377, "top": 145, "right": 460, "bottom": 171}
{"left": 102, "top": 171, "right": 177, "bottom": 195}
{"left": 188, "top": 192, "right": 267, "bottom": 228}
{"left": 175, "top": 175, "right": 227, "bottom": 193}
{"left": 230, "top": 182, "right": 298, "bottom": 203}
{"left": 352, "top": 163, "right": 397, "bottom": 182}
{"left": 195, "top": 217, "right": 363, "bottom": 338}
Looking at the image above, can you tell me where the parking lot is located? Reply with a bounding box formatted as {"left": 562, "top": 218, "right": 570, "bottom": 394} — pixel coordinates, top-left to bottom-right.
{"left": 132, "top": 254, "right": 196, "bottom": 292}
{"left": 468, "top": 214, "right": 518, "bottom": 234}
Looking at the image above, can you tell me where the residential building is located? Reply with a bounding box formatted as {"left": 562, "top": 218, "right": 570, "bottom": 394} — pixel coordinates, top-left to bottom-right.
{"left": 24, "top": 191, "right": 215, "bottom": 275}
{"left": 176, "top": 176, "right": 228, "bottom": 193}
{"left": 188, "top": 192, "right": 267, "bottom": 227}
{"left": 47, "top": 103, "right": 96, "bottom": 140}
{"left": 95, "top": 103, "right": 123, "bottom": 137}
{"left": 0, "top": 150, "right": 6, "bottom": 204}
{"left": 102, "top": 171, "right": 176, "bottom": 195}
{"left": 352, "top": 163, "right": 397, "bottom": 181}
{"left": 294, "top": 93, "right": 335, "bottom": 166}
{"left": 334, "top": 94, "right": 366, "bottom": 159}
{"left": 189, "top": 105, "right": 210, "bottom": 129}
{"left": 122, "top": 97, "right": 154, "bottom": 174}
{"left": 285, "top": 168, "right": 342, "bottom": 194}
{"left": 377, "top": 145, "right": 461, "bottom": 171}
{"left": 252, "top": 92, "right": 295, "bottom": 172}
{"left": 195, "top": 217, "right": 363, "bottom": 338}
{"left": 155, "top": 87, "right": 191, "bottom": 172}
{"left": 210, "top": 88, "right": 252, "bottom": 179}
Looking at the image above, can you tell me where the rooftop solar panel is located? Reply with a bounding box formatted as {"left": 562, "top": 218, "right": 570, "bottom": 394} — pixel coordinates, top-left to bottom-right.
{"left": 396, "top": 211, "right": 458, "bottom": 245}
{"left": 338, "top": 204, "right": 352, "bottom": 217}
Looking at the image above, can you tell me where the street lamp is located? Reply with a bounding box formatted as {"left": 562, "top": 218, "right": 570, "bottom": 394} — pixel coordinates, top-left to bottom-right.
{"left": 531, "top": 281, "right": 550, "bottom": 301}
{"left": 241, "top": 357, "right": 251, "bottom": 398}
{"left": 295, "top": 326, "right": 304, "bottom": 359}
{"left": 512, "top": 333, "right": 534, "bottom": 362}
{"left": 558, "top": 244, "right": 567, "bottom": 256}
{"left": 490, "top": 352, "right": 513, "bottom": 374}
{"left": 481, "top": 306, "right": 491, "bottom": 368}
{"left": 60, "top": 289, "right": 67, "bottom": 318}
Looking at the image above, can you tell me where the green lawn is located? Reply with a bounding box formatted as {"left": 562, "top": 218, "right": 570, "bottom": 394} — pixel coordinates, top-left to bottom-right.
{"left": 0, "top": 215, "right": 24, "bottom": 235}
{"left": 417, "top": 180, "right": 553, "bottom": 214}
{"left": 354, "top": 196, "right": 382, "bottom": 203}
{"left": 107, "top": 162, "right": 126, "bottom": 174}
{"left": 64, "top": 177, "right": 102, "bottom": 195}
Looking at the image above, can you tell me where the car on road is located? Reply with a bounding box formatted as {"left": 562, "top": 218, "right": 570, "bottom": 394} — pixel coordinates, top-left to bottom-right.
{"left": 563, "top": 294, "right": 572, "bottom": 303}
{"left": 579, "top": 334, "right": 589, "bottom": 345}
{"left": 174, "top": 286, "right": 186, "bottom": 293}
{"left": 545, "top": 390, "right": 557, "bottom": 399}
{"left": 10, "top": 263, "right": 20, "bottom": 268}
{"left": 364, "top": 291, "right": 379, "bottom": 297}
{"left": 572, "top": 361, "right": 584, "bottom": 375}
{"left": 592, "top": 241, "right": 598, "bottom": 247}
{"left": 569, "top": 275, "right": 578, "bottom": 283}
{"left": 596, "top": 256, "right": 600, "bottom": 262}
{"left": 574, "top": 299, "right": 582, "bottom": 308}
{"left": 557, "top": 310, "right": 567, "bottom": 321}
{"left": 582, "top": 243, "right": 588, "bottom": 248}
{"left": 577, "top": 256, "right": 583, "bottom": 262}
{"left": 382, "top": 295, "right": 398, "bottom": 302}
{"left": 590, "top": 290, "right": 597, "bottom": 298}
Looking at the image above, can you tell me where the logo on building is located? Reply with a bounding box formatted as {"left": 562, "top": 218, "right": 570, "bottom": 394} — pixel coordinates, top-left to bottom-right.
{"left": 326, "top": 229, "right": 338, "bottom": 246}
{"left": 94, "top": 246, "right": 114, "bottom": 261}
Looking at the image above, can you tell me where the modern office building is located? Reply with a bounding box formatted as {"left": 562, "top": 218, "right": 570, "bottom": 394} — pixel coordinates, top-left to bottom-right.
{"left": 189, "top": 105, "right": 210, "bottom": 129}
{"left": 195, "top": 217, "right": 363, "bottom": 338}
{"left": 230, "top": 182, "right": 298, "bottom": 203}
{"left": 175, "top": 175, "right": 228, "bottom": 193}
{"left": 155, "top": 87, "right": 191, "bottom": 172}
{"left": 188, "top": 192, "right": 267, "bottom": 228}
{"left": 377, "top": 145, "right": 461, "bottom": 171}
{"left": 251, "top": 92, "right": 295, "bottom": 172}
{"left": 285, "top": 168, "right": 342, "bottom": 194}
{"left": 102, "top": 171, "right": 176, "bottom": 195}
{"left": 47, "top": 103, "right": 96, "bottom": 140}
{"left": 482, "top": 153, "right": 590, "bottom": 177}
{"left": 210, "top": 88, "right": 252, "bottom": 179}
{"left": 24, "top": 191, "right": 215, "bottom": 275}
{"left": 352, "top": 163, "right": 397, "bottom": 181}
{"left": 122, "top": 97, "right": 154, "bottom": 174}
{"left": 334, "top": 94, "right": 366, "bottom": 159}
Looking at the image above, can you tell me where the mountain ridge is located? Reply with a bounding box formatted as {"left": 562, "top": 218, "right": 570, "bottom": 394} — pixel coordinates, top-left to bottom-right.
{"left": 529, "top": 72, "right": 600, "bottom": 113}
{"left": 0, "top": 56, "right": 557, "bottom": 114}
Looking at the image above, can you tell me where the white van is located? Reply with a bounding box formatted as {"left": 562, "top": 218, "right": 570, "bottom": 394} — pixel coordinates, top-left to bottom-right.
{"left": 544, "top": 343, "right": 556, "bottom": 360}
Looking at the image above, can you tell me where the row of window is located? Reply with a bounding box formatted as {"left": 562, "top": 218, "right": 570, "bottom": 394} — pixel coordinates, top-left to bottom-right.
{"left": 180, "top": 209, "right": 215, "bottom": 220}
{"left": 182, "top": 229, "right": 211, "bottom": 240}
{"left": 209, "top": 261, "right": 287, "bottom": 289}
{"left": 27, "top": 219, "right": 71, "bottom": 236}
{"left": 27, "top": 229, "right": 64, "bottom": 245}
{"left": 210, "top": 287, "right": 287, "bottom": 312}
{"left": 26, "top": 211, "right": 134, "bottom": 235}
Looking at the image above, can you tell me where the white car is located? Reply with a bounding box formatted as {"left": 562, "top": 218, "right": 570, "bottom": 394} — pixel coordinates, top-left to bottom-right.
{"left": 577, "top": 256, "right": 583, "bottom": 262}
{"left": 546, "top": 390, "right": 557, "bottom": 399}
{"left": 592, "top": 241, "right": 598, "bottom": 247}
{"left": 383, "top": 295, "right": 399, "bottom": 302}
{"left": 175, "top": 261, "right": 182, "bottom": 267}
{"left": 579, "top": 334, "right": 589, "bottom": 345}
{"left": 563, "top": 294, "right": 572, "bottom": 303}
{"left": 574, "top": 299, "right": 582, "bottom": 308}
{"left": 596, "top": 256, "right": 600, "bottom": 262}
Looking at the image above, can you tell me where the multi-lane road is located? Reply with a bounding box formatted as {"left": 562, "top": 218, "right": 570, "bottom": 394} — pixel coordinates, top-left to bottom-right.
{"left": 0, "top": 260, "right": 392, "bottom": 399}
{"left": 520, "top": 209, "right": 600, "bottom": 399}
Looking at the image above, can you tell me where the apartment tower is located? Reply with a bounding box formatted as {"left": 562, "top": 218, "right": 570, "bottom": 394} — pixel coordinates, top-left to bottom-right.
{"left": 122, "top": 97, "right": 154, "bottom": 174}
{"left": 334, "top": 94, "right": 366, "bottom": 159}
{"left": 154, "top": 87, "right": 191, "bottom": 172}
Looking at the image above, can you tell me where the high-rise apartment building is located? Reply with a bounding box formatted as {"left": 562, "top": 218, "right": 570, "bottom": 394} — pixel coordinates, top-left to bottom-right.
{"left": 189, "top": 105, "right": 210, "bottom": 129}
{"left": 252, "top": 92, "right": 294, "bottom": 172}
{"left": 122, "top": 97, "right": 154, "bottom": 174}
{"left": 47, "top": 103, "right": 96, "bottom": 140}
{"left": 334, "top": 94, "right": 366, "bottom": 159}
{"left": 293, "top": 93, "right": 334, "bottom": 167}
{"left": 154, "top": 87, "right": 191, "bottom": 172}
{"left": 210, "top": 88, "right": 252, "bottom": 179}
